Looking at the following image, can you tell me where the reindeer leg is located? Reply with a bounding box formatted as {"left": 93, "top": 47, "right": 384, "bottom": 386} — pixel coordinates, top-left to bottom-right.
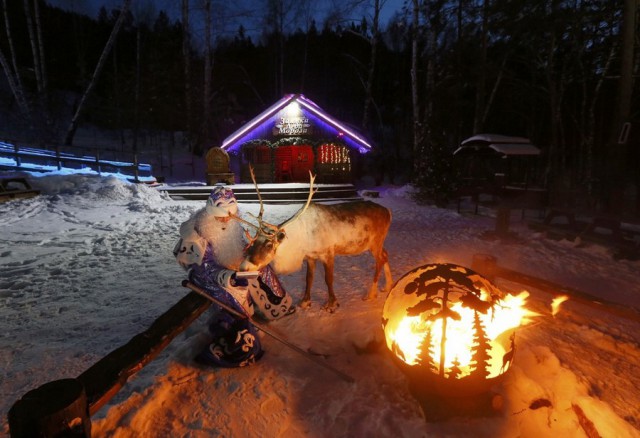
{"left": 364, "top": 265, "right": 380, "bottom": 301}
{"left": 300, "top": 258, "right": 315, "bottom": 309}
{"left": 382, "top": 248, "right": 392, "bottom": 294}
{"left": 323, "top": 258, "right": 339, "bottom": 312}
{"left": 364, "top": 248, "right": 387, "bottom": 301}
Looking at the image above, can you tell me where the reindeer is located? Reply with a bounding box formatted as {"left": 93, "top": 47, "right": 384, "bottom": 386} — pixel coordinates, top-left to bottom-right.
{"left": 232, "top": 168, "right": 393, "bottom": 311}
{"left": 500, "top": 333, "right": 516, "bottom": 373}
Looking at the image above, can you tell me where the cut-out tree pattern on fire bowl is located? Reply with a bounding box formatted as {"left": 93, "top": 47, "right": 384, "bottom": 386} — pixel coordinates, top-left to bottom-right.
{"left": 383, "top": 263, "right": 518, "bottom": 383}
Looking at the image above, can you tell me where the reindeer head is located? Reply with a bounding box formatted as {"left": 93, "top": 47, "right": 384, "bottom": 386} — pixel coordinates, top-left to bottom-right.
{"left": 240, "top": 224, "right": 287, "bottom": 271}
{"left": 231, "top": 166, "right": 316, "bottom": 271}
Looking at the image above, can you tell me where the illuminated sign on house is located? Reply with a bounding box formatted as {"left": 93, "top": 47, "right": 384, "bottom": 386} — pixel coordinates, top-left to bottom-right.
{"left": 274, "top": 116, "right": 312, "bottom": 136}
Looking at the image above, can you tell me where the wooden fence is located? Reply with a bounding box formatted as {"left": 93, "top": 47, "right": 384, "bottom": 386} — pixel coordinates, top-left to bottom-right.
{"left": 0, "top": 141, "right": 155, "bottom": 183}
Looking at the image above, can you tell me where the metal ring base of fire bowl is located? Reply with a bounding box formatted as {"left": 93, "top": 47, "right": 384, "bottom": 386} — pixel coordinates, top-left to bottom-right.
{"left": 391, "top": 353, "right": 508, "bottom": 422}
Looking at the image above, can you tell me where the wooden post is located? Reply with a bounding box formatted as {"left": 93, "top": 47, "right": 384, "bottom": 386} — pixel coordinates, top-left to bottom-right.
{"left": 495, "top": 206, "right": 511, "bottom": 235}
{"left": 169, "top": 132, "right": 174, "bottom": 177}
{"left": 55, "top": 145, "right": 62, "bottom": 171}
{"left": 13, "top": 143, "right": 21, "bottom": 166}
{"left": 133, "top": 153, "right": 140, "bottom": 183}
{"left": 95, "top": 149, "right": 101, "bottom": 175}
{"left": 8, "top": 378, "right": 91, "bottom": 438}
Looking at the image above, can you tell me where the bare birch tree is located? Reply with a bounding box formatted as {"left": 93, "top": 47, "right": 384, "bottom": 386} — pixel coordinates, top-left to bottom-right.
{"left": 410, "top": 0, "right": 424, "bottom": 168}
{"left": 64, "top": 0, "right": 131, "bottom": 146}
{"left": 202, "top": 0, "right": 212, "bottom": 153}
{"left": 264, "top": 0, "right": 306, "bottom": 98}
{"left": 605, "top": 0, "right": 637, "bottom": 211}
{"left": 472, "top": 0, "right": 489, "bottom": 134}
{"left": 23, "top": 0, "right": 43, "bottom": 93}
{"left": 182, "top": 0, "right": 194, "bottom": 151}
{"left": 33, "top": 0, "right": 46, "bottom": 92}
{"left": 362, "top": 0, "right": 383, "bottom": 130}
{"left": 0, "top": 0, "right": 31, "bottom": 118}
{"left": 131, "top": 1, "right": 156, "bottom": 152}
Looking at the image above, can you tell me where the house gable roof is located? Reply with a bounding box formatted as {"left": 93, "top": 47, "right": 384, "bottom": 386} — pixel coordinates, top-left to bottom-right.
{"left": 220, "top": 94, "right": 372, "bottom": 153}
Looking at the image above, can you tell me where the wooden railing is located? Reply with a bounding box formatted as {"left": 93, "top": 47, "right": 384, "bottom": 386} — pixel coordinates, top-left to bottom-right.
{"left": 0, "top": 141, "right": 154, "bottom": 183}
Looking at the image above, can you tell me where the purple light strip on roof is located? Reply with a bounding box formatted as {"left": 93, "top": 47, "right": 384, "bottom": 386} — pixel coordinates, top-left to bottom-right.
{"left": 221, "top": 93, "right": 372, "bottom": 151}
{"left": 221, "top": 94, "right": 296, "bottom": 150}
{"left": 298, "top": 96, "right": 371, "bottom": 150}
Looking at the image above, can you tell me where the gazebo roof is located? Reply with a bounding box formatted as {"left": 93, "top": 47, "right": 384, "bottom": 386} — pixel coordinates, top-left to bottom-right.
{"left": 454, "top": 133, "right": 541, "bottom": 156}
{"left": 220, "top": 94, "right": 372, "bottom": 153}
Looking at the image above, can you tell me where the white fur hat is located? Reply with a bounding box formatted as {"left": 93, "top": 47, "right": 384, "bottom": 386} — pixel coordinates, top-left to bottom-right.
{"left": 205, "top": 186, "right": 238, "bottom": 217}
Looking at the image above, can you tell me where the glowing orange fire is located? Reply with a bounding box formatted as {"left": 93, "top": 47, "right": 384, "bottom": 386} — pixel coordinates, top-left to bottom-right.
{"left": 386, "top": 290, "right": 535, "bottom": 378}
{"left": 551, "top": 295, "right": 569, "bottom": 316}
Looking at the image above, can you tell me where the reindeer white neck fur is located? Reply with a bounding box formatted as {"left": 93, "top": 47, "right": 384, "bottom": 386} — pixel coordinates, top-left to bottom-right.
{"left": 267, "top": 206, "right": 322, "bottom": 274}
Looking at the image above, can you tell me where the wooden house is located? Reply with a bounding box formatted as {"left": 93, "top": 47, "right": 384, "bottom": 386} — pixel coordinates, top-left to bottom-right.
{"left": 218, "top": 94, "right": 372, "bottom": 184}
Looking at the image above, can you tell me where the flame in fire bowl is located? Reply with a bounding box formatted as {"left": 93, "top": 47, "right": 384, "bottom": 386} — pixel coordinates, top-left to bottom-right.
{"left": 382, "top": 263, "right": 531, "bottom": 419}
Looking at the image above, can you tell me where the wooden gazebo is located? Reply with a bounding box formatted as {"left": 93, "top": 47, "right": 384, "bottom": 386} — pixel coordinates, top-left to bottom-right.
{"left": 453, "top": 133, "right": 542, "bottom": 188}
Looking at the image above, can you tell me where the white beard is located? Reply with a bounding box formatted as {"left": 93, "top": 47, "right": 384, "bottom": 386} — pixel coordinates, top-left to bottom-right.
{"left": 193, "top": 209, "right": 246, "bottom": 270}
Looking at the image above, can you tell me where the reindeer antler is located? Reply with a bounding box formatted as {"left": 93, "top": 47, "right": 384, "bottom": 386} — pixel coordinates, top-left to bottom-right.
{"left": 248, "top": 165, "right": 279, "bottom": 233}
{"left": 227, "top": 212, "right": 260, "bottom": 230}
{"left": 239, "top": 166, "right": 316, "bottom": 234}
{"left": 280, "top": 171, "right": 317, "bottom": 228}
{"left": 249, "top": 166, "right": 265, "bottom": 222}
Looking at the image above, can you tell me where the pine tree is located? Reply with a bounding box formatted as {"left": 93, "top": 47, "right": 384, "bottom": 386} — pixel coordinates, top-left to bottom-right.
{"left": 448, "top": 356, "right": 462, "bottom": 379}
{"left": 416, "top": 329, "right": 437, "bottom": 372}
{"left": 412, "top": 137, "right": 459, "bottom": 207}
{"left": 469, "top": 311, "right": 492, "bottom": 379}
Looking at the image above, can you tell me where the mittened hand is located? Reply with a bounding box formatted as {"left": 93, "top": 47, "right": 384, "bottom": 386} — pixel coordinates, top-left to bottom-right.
{"left": 230, "top": 273, "right": 249, "bottom": 288}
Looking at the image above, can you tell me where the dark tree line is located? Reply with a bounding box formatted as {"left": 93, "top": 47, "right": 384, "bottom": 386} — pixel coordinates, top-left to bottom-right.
{"left": 1, "top": 0, "right": 638, "bottom": 212}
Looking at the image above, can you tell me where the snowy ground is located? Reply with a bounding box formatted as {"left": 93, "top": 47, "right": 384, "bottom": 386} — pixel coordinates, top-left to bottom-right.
{"left": 1, "top": 168, "right": 640, "bottom": 437}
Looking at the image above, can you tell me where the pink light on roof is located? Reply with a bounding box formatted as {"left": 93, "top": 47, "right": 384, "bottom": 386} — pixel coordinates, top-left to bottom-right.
{"left": 298, "top": 94, "right": 320, "bottom": 109}
{"left": 298, "top": 96, "right": 372, "bottom": 150}
{"left": 221, "top": 94, "right": 296, "bottom": 150}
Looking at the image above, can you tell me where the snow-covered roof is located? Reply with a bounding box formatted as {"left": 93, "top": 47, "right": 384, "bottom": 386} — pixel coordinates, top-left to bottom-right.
{"left": 455, "top": 133, "right": 541, "bottom": 156}
{"left": 461, "top": 133, "right": 531, "bottom": 146}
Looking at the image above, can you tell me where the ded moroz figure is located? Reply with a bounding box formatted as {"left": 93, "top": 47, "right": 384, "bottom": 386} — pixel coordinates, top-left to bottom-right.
{"left": 174, "top": 186, "right": 294, "bottom": 367}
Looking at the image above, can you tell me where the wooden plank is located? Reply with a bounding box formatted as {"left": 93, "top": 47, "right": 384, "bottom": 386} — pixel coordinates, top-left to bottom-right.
{"left": 78, "top": 291, "right": 210, "bottom": 415}
{"left": 472, "top": 254, "right": 640, "bottom": 322}
{"left": 0, "top": 190, "right": 40, "bottom": 202}
{"left": 0, "top": 177, "right": 40, "bottom": 202}
{"left": 529, "top": 212, "right": 639, "bottom": 260}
